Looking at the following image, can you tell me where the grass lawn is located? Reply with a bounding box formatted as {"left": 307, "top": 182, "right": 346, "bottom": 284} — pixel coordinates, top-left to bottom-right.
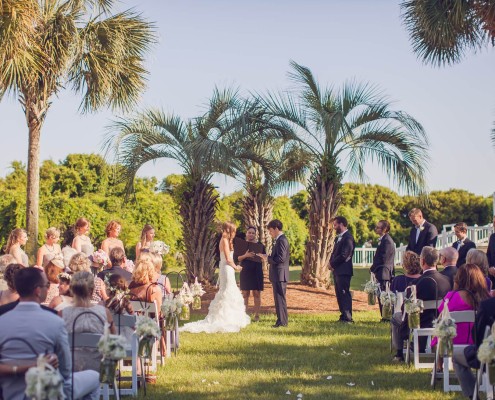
{"left": 137, "top": 311, "right": 461, "bottom": 399}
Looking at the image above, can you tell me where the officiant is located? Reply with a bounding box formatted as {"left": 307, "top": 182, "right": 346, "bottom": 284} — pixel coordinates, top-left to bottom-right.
{"left": 234, "top": 226, "right": 265, "bottom": 322}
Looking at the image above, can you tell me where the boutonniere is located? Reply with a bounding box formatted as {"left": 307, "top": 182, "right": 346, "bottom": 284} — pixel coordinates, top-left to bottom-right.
{"left": 419, "top": 226, "right": 425, "bottom": 232}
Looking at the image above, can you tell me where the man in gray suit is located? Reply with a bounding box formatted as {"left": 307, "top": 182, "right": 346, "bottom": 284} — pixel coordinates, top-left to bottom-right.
{"left": 260, "top": 219, "right": 290, "bottom": 328}
{"left": 0, "top": 268, "right": 100, "bottom": 400}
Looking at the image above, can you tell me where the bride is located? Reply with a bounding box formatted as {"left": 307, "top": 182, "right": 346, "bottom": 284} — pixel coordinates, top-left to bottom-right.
{"left": 180, "top": 222, "right": 250, "bottom": 333}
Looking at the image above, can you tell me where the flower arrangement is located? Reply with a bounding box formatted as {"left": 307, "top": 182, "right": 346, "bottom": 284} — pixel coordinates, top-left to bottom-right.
{"left": 178, "top": 283, "right": 193, "bottom": 320}
{"left": 91, "top": 249, "right": 109, "bottom": 267}
{"left": 403, "top": 286, "right": 423, "bottom": 329}
{"left": 363, "top": 278, "right": 380, "bottom": 305}
{"left": 136, "top": 315, "right": 161, "bottom": 339}
{"left": 404, "top": 297, "right": 424, "bottom": 314}
{"left": 123, "top": 259, "right": 135, "bottom": 273}
{"left": 379, "top": 291, "right": 397, "bottom": 307}
{"left": 97, "top": 323, "right": 127, "bottom": 361}
{"left": 161, "top": 295, "right": 183, "bottom": 330}
{"left": 57, "top": 272, "right": 72, "bottom": 281}
{"left": 478, "top": 325, "right": 495, "bottom": 364}
{"left": 25, "top": 355, "right": 64, "bottom": 400}
{"left": 149, "top": 241, "right": 170, "bottom": 256}
{"left": 190, "top": 277, "right": 205, "bottom": 310}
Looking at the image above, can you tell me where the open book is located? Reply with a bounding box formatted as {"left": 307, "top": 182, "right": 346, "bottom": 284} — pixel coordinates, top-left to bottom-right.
{"left": 233, "top": 237, "right": 264, "bottom": 262}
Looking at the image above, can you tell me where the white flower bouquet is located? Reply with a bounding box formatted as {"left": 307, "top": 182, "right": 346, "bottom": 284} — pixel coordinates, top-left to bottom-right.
{"left": 123, "top": 259, "right": 135, "bottom": 273}
{"left": 379, "top": 291, "right": 397, "bottom": 307}
{"left": 161, "top": 295, "right": 182, "bottom": 330}
{"left": 97, "top": 324, "right": 127, "bottom": 361}
{"left": 363, "top": 278, "right": 380, "bottom": 305}
{"left": 190, "top": 277, "right": 205, "bottom": 310}
{"left": 404, "top": 298, "right": 424, "bottom": 314}
{"left": 149, "top": 241, "right": 170, "bottom": 256}
{"left": 136, "top": 315, "right": 161, "bottom": 339}
{"left": 478, "top": 336, "right": 495, "bottom": 364}
{"left": 25, "top": 355, "right": 64, "bottom": 400}
{"left": 178, "top": 283, "right": 194, "bottom": 305}
{"left": 91, "top": 249, "right": 109, "bottom": 269}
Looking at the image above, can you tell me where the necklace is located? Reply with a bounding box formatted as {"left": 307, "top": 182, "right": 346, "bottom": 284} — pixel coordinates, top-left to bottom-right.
{"left": 45, "top": 244, "right": 56, "bottom": 253}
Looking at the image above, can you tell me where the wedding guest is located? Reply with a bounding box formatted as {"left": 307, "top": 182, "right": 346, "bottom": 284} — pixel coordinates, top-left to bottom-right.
{"left": 150, "top": 252, "right": 172, "bottom": 296}
{"left": 487, "top": 215, "right": 495, "bottom": 287}
{"left": 465, "top": 249, "right": 492, "bottom": 291}
{"left": 97, "top": 247, "right": 132, "bottom": 284}
{"left": 5, "top": 228, "right": 29, "bottom": 266}
{"left": 237, "top": 226, "right": 265, "bottom": 322}
{"left": 439, "top": 247, "right": 459, "bottom": 288}
{"left": 48, "top": 272, "right": 73, "bottom": 311}
{"left": 36, "top": 227, "right": 62, "bottom": 268}
{"left": 42, "top": 255, "right": 65, "bottom": 306}
{"left": 0, "top": 268, "right": 100, "bottom": 399}
{"left": 0, "top": 264, "right": 23, "bottom": 306}
{"left": 71, "top": 217, "right": 94, "bottom": 256}
{"left": 432, "top": 264, "right": 489, "bottom": 350}
{"left": 61, "top": 271, "right": 115, "bottom": 372}
{"left": 452, "top": 222, "right": 476, "bottom": 267}
{"left": 391, "top": 251, "right": 422, "bottom": 293}
{"left": 135, "top": 224, "right": 155, "bottom": 260}
{"left": 129, "top": 256, "right": 162, "bottom": 312}
{"left": 105, "top": 273, "right": 134, "bottom": 341}
{"left": 101, "top": 220, "right": 124, "bottom": 264}
{"left": 0, "top": 254, "right": 16, "bottom": 290}
{"left": 406, "top": 208, "right": 438, "bottom": 255}
{"left": 69, "top": 252, "right": 108, "bottom": 303}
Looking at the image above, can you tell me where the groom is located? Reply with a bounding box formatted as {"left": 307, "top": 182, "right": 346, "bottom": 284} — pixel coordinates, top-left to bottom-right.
{"left": 260, "top": 219, "right": 290, "bottom": 328}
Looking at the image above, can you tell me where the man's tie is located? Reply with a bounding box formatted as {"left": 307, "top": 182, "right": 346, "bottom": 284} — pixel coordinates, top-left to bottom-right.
{"left": 415, "top": 226, "right": 421, "bottom": 243}
{"left": 456, "top": 240, "right": 462, "bottom": 250}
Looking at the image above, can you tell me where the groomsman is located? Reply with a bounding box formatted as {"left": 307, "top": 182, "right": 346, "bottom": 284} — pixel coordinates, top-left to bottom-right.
{"left": 260, "top": 219, "right": 290, "bottom": 328}
{"left": 406, "top": 208, "right": 438, "bottom": 255}
{"left": 329, "top": 216, "right": 355, "bottom": 323}
{"left": 452, "top": 222, "right": 476, "bottom": 267}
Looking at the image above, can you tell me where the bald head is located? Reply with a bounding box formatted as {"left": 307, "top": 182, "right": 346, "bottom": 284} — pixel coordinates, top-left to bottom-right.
{"left": 440, "top": 247, "right": 459, "bottom": 266}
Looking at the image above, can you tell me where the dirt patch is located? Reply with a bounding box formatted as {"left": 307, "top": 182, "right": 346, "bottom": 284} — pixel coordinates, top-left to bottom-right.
{"left": 193, "top": 280, "right": 378, "bottom": 316}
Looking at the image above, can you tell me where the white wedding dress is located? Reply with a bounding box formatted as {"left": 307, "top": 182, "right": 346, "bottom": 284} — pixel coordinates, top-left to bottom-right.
{"left": 180, "top": 250, "right": 250, "bottom": 333}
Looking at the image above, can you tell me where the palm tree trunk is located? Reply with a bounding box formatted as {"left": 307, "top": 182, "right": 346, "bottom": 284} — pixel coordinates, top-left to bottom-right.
{"left": 242, "top": 188, "right": 273, "bottom": 252}
{"left": 180, "top": 177, "right": 218, "bottom": 282}
{"left": 301, "top": 159, "right": 342, "bottom": 288}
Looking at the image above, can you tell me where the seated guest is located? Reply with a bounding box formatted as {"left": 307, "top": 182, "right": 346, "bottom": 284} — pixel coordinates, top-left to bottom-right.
{"left": 106, "top": 274, "right": 134, "bottom": 341}
{"left": 129, "top": 257, "right": 162, "bottom": 311}
{"left": 432, "top": 263, "right": 489, "bottom": 349}
{"left": 391, "top": 251, "right": 422, "bottom": 293}
{"left": 466, "top": 249, "right": 492, "bottom": 292}
{"left": 0, "top": 264, "right": 23, "bottom": 306}
{"left": 61, "top": 271, "right": 115, "bottom": 372}
{"left": 42, "top": 255, "right": 64, "bottom": 306}
{"left": 97, "top": 247, "right": 132, "bottom": 284}
{"left": 487, "top": 215, "right": 495, "bottom": 287}
{"left": 452, "top": 222, "right": 476, "bottom": 267}
{"left": 453, "top": 295, "right": 495, "bottom": 398}
{"left": 0, "top": 268, "right": 100, "bottom": 399}
{"left": 69, "top": 252, "right": 108, "bottom": 303}
{"left": 0, "top": 254, "right": 16, "bottom": 290}
{"left": 439, "top": 247, "right": 459, "bottom": 288}
{"left": 149, "top": 253, "right": 172, "bottom": 296}
{"left": 48, "top": 272, "right": 73, "bottom": 311}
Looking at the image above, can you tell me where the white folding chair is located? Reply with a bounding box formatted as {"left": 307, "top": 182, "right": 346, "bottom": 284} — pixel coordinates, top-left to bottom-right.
{"left": 130, "top": 300, "right": 162, "bottom": 370}
{"left": 405, "top": 299, "right": 438, "bottom": 369}
{"left": 430, "top": 310, "right": 476, "bottom": 392}
{"left": 70, "top": 332, "right": 119, "bottom": 400}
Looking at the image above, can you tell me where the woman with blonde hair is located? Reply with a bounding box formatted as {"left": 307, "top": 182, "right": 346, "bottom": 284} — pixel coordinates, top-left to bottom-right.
{"left": 61, "top": 271, "right": 115, "bottom": 371}
{"left": 5, "top": 228, "right": 29, "bottom": 266}
{"left": 68, "top": 252, "right": 108, "bottom": 303}
{"left": 36, "top": 227, "right": 62, "bottom": 268}
{"left": 135, "top": 224, "right": 155, "bottom": 260}
{"left": 150, "top": 253, "right": 172, "bottom": 295}
{"left": 42, "top": 255, "right": 64, "bottom": 306}
{"left": 181, "top": 222, "right": 250, "bottom": 333}
{"left": 129, "top": 256, "right": 162, "bottom": 311}
{"left": 71, "top": 218, "right": 94, "bottom": 256}
{"left": 101, "top": 220, "right": 124, "bottom": 259}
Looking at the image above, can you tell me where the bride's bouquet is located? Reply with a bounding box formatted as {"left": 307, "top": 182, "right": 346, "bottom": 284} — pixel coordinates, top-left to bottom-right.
{"left": 90, "top": 249, "right": 109, "bottom": 272}
{"left": 25, "top": 355, "right": 64, "bottom": 400}
{"left": 150, "top": 241, "right": 170, "bottom": 256}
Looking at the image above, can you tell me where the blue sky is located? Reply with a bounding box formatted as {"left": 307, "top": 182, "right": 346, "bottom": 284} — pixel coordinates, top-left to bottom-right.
{"left": 1, "top": 0, "right": 494, "bottom": 196}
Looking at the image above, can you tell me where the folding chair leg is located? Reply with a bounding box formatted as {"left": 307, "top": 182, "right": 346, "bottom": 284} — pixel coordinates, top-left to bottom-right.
{"left": 139, "top": 357, "right": 147, "bottom": 396}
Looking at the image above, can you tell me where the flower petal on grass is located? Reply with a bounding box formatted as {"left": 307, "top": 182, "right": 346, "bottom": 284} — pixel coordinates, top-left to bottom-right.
{"left": 286, "top": 390, "right": 291, "bottom": 395}
{"left": 346, "top": 382, "right": 356, "bottom": 387}
{"left": 297, "top": 394, "right": 303, "bottom": 398}
{"left": 213, "top": 381, "right": 219, "bottom": 385}
{"left": 326, "top": 376, "right": 333, "bottom": 380}
{"left": 371, "top": 381, "right": 375, "bottom": 386}
{"left": 201, "top": 379, "right": 207, "bottom": 383}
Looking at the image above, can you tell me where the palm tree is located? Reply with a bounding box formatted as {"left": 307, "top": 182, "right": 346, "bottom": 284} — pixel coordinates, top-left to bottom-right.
{"left": 401, "top": 0, "right": 495, "bottom": 66}
{"left": 0, "top": 0, "right": 155, "bottom": 257}
{"left": 260, "top": 61, "right": 429, "bottom": 288}
{"left": 106, "top": 88, "right": 268, "bottom": 282}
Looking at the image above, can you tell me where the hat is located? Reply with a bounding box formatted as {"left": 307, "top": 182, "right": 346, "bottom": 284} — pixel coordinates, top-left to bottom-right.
{"left": 48, "top": 255, "right": 65, "bottom": 270}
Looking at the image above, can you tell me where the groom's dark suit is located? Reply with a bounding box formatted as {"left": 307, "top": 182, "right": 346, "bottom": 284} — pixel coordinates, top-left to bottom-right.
{"left": 268, "top": 234, "right": 290, "bottom": 326}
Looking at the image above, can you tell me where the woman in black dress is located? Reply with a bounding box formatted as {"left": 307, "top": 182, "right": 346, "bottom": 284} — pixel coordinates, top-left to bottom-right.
{"left": 238, "top": 226, "right": 265, "bottom": 322}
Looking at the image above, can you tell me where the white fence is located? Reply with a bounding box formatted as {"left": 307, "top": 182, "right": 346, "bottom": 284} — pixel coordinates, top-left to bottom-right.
{"left": 353, "top": 223, "right": 494, "bottom": 267}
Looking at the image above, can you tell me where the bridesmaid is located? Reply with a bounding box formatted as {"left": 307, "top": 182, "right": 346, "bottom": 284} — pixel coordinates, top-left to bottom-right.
{"left": 101, "top": 220, "right": 124, "bottom": 255}
{"left": 71, "top": 218, "right": 94, "bottom": 256}
{"left": 135, "top": 224, "right": 155, "bottom": 260}
{"left": 5, "top": 228, "right": 29, "bottom": 267}
{"left": 237, "top": 226, "right": 265, "bottom": 322}
{"left": 36, "top": 227, "right": 62, "bottom": 268}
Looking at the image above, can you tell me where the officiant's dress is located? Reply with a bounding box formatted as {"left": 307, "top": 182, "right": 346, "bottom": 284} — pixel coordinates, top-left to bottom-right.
{"left": 239, "top": 243, "right": 265, "bottom": 291}
{"left": 180, "top": 251, "right": 250, "bottom": 333}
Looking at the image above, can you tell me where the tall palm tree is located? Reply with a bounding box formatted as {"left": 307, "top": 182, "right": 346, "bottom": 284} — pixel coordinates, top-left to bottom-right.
{"left": 260, "top": 61, "right": 429, "bottom": 288}
{"left": 0, "top": 0, "right": 155, "bottom": 257}
{"left": 106, "top": 88, "right": 267, "bottom": 282}
{"left": 401, "top": 0, "right": 495, "bottom": 66}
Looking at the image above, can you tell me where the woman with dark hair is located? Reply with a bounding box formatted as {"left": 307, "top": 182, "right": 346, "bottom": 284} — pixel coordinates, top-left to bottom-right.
{"left": 106, "top": 273, "right": 134, "bottom": 341}
{"left": 48, "top": 272, "right": 73, "bottom": 311}
{"left": 237, "top": 226, "right": 265, "bottom": 322}
{"left": 0, "top": 264, "right": 23, "bottom": 306}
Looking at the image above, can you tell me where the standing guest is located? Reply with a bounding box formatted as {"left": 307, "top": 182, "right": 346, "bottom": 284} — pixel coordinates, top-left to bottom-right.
{"left": 0, "top": 254, "right": 16, "bottom": 290}
{"left": 97, "top": 247, "right": 133, "bottom": 284}
{"left": 0, "top": 268, "right": 100, "bottom": 400}
{"left": 0, "top": 264, "right": 23, "bottom": 306}
{"left": 259, "top": 219, "right": 290, "bottom": 328}
{"left": 5, "top": 228, "right": 29, "bottom": 267}
{"left": 370, "top": 220, "right": 395, "bottom": 317}
{"left": 406, "top": 208, "right": 438, "bottom": 255}
{"left": 69, "top": 252, "right": 108, "bottom": 303}
{"left": 48, "top": 272, "right": 73, "bottom": 311}
{"left": 452, "top": 222, "right": 476, "bottom": 267}
{"left": 101, "top": 220, "right": 124, "bottom": 263}
{"left": 61, "top": 271, "right": 115, "bottom": 372}
{"left": 135, "top": 224, "right": 155, "bottom": 260}
{"left": 486, "top": 215, "right": 495, "bottom": 287}
{"left": 329, "top": 216, "right": 355, "bottom": 323}
{"left": 36, "top": 227, "right": 62, "bottom": 268}
{"left": 149, "top": 252, "right": 172, "bottom": 296}
{"left": 237, "top": 226, "right": 265, "bottom": 322}
{"left": 439, "top": 247, "right": 459, "bottom": 288}
{"left": 465, "top": 248, "right": 492, "bottom": 292}
{"left": 71, "top": 217, "right": 94, "bottom": 256}
{"left": 42, "top": 255, "right": 65, "bottom": 306}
